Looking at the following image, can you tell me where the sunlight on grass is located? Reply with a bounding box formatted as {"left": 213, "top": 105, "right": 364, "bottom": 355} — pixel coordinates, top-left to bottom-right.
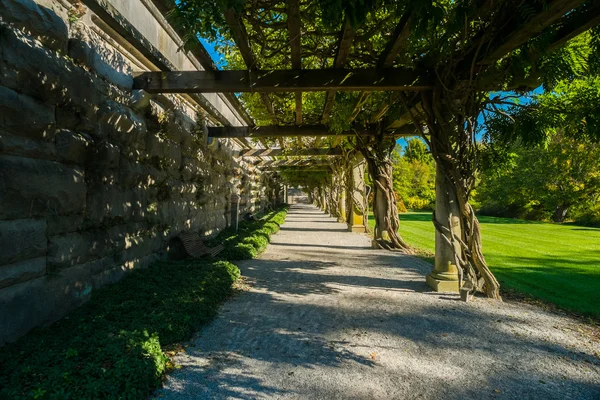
{"left": 369, "top": 212, "right": 600, "bottom": 317}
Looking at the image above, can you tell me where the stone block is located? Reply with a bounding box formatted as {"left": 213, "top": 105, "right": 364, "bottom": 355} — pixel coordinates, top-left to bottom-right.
{"left": 0, "top": 85, "right": 55, "bottom": 139}
{"left": 0, "top": 25, "right": 102, "bottom": 113}
{"left": 55, "top": 129, "right": 92, "bottom": 165}
{"left": 0, "top": 155, "right": 86, "bottom": 219}
{"left": 0, "top": 131, "right": 56, "bottom": 160}
{"left": 130, "top": 89, "right": 151, "bottom": 113}
{"left": 85, "top": 184, "right": 145, "bottom": 224}
{"left": 0, "top": 0, "right": 68, "bottom": 52}
{"left": 47, "top": 214, "right": 84, "bottom": 235}
{"left": 426, "top": 274, "right": 460, "bottom": 293}
{"left": 0, "top": 219, "right": 47, "bottom": 265}
{"left": 88, "top": 140, "right": 120, "bottom": 170}
{"left": 68, "top": 22, "right": 133, "bottom": 89}
{"left": 47, "top": 230, "right": 107, "bottom": 270}
{"left": 0, "top": 257, "right": 46, "bottom": 289}
{"left": 97, "top": 100, "right": 146, "bottom": 147}
{"left": 0, "top": 261, "right": 96, "bottom": 345}
{"left": 115, "top": 234, "right": 156, "bottom": 264}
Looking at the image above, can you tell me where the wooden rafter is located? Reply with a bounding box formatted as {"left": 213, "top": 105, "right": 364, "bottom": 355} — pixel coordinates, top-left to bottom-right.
{"left": 378, "top": 13, "right": 412, "bottom": 68}
{"left": 133, "top": 68, "right": 428, "bottom": 93}
{"left": 349, "top": 13, "right": 412, "bottom": 124}
{"left": 208, "top": 124, "right": 416, "bottom": 138}
{"left": 258, "top": 159, "right": 331, "bottom": 168}
{"left": 546, "top": 1, "right": 600, "bottom": 52}
{"left": 223, "top": 9, "right": 276, "bottom": 120}
{"left": 322, "top": 20, "right": 355, "bottom": 123}
{"left": 287, "top": 0, "right": 302, "bottom": 124}
{"left": 238, "top": 148, "right": 343, "bottom": 157}
{"left": 479, "top": 0, "right": 586, "bottom": 65}
{"left": 223, "top": 8, "right": 283, "bottom": 148}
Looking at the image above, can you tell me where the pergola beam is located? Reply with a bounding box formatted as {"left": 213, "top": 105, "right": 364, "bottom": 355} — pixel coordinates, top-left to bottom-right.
{"left": 238, "top": 148, "right": 344, "bottom": 157}
{"left": 479, "top": 0, "right": 586, "bottom": 65}
{"left": 378, "top": 13, "right": 412, "bottom": 68}
{"left": 223, "top": 8, "right": 282, "bottom": 147}
{"left": 287, "top": 0, "right": 302, "bottom": 124}
{"left": 133, "top": 68, "right": 428, "bottom": 94}
{"left": 208, "top": 124, "right": 416, "bottom": 138}
{"left": 349, "top": 13, "right": 412, "bottom": 124}
{"left": 322, "top": 20, "right": 356, "bottom": 123}
{"left": 258, "top": 159, "right": 332, "bottom": 168}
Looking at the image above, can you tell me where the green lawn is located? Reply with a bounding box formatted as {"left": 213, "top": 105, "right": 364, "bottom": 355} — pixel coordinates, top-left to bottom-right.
{"left": 369, "top": 212, "right": 600, "bottom": 317}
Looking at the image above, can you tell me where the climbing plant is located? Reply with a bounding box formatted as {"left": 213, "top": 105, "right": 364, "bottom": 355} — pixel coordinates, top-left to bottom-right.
{"left": 169, "top": 0, "right": 600, "bottom": 298}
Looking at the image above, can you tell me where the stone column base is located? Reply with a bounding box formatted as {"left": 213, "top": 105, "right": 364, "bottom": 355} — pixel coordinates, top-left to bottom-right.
{"left": 426, "top": 271, "right": 459, "bottom": 293}
{"left": 348, "top": 224, "right": 367, "bottom": 233}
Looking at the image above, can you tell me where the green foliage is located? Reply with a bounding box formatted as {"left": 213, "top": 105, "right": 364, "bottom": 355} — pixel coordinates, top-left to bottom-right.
{"left": 209, "top": 205, "right": 289, "bottom": 261}
{"left": 370, "top": 212, "right": 600, "bottom": 318}
{"left": 0, "top": 259, "right": 240, "bottom": 399}
{"left": 477, "top": 133, "right": 600, "bottom": 224}
{"left": 392, "top": 140, "right": 435, "bottom": 210}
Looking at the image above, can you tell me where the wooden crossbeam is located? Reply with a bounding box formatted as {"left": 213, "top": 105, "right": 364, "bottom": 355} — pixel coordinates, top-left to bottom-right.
{"left": 223, "top": 7, "right": 280, "bottom": 148}
{"left": 378, "top": 13, "right": 412, "bottom": 68}
{"left": 350, "top": 13, "right": 412, "bottom": 124}
{"left": 259, "top": 159, "right": 331, "bottom": 168}
{"left": 238, "top": 148, "right": 344, "bottom": 157}
{"left": 322, "top": 20, "right": 356, "bottom": 123}
{"left": 479, "top": 0, "right": 586, "bottom": 65}
{"left": 546, "top": 2, "right": 600, "bottom": 52}
{"left": 208, "top": 124, "right": 416, "bottom": 138}
{"left": 133, "top": 68, "right": 427, "bottom": 94}
{"left": 287, "top": 0, "right": 302, "bottom": 124}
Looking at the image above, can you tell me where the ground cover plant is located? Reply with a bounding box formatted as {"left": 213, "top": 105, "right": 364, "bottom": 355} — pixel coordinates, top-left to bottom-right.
{"left": 0, "top": 205, "right": 288, "bottom": 399}
{"left": 209, "top": 205, "right": 289, "bottom": 260}
{"left": 0, "top": 259, "right": 240, "bottom": 399}
{"left": 369, "top": 212, "right": 600, "bottom": 318}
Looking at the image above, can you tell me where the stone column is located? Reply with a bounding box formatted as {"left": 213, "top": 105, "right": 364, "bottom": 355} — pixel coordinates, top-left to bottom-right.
{"left": 426, "top": 163, "right": 460, "bottom": 292}
{"left": 338, "top": 188, "right": 346, "bottom": 223}
{"left": 346, "top": 159, "right": 368, "bottom": 233}
{"left": 230, "top": 193, "right": 240, "bottom": 232}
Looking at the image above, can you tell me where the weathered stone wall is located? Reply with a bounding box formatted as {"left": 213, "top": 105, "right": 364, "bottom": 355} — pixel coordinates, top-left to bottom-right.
{"left": 0, "top": 0, "right": 268, "bottom": 345}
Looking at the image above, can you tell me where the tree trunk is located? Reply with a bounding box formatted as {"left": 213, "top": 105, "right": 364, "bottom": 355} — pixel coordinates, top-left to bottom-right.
{"left": 420, "top": 87, "right": 501, "bottom": 299}
{"left": 553, "top": 204, "right": 569, "bottom": 222}
{"left": 356, "top": 136, "right": 412, "bottom": 252}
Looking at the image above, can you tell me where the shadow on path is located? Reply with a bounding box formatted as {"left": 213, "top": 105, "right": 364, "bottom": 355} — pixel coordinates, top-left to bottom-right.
{"left": 156, "top": 204, "right": 600, "bottom": 400}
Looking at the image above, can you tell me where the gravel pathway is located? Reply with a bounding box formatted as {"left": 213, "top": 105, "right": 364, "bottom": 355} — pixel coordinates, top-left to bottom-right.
{"left": 155, "top": 202, "right": 600, "bottom": 399}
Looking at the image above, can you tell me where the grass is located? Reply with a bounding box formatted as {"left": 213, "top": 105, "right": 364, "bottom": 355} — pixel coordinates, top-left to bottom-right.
{"left": 369, "top": 212, "right": 600, "bottom": 318}
{"left": 0, "top": 205, "right": 289, "bottom": 399}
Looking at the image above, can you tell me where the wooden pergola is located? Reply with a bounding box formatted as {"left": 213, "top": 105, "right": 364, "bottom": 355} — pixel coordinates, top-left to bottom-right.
{"left": 131, "top": 0, "right": 599, "bottom": 158}
{"left": 134, "top": 0, "right": 600, "bottom": 298}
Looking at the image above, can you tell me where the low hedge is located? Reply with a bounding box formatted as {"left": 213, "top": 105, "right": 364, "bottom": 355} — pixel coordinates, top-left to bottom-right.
{"left": 210, "top": 205, "right": 289, "bottom": 261}
{"left": 0, "top": 260, "right": 240, "bottom": 399}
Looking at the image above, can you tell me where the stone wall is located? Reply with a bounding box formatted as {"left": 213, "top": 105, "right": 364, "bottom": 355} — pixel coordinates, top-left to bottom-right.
{"left": 0, "top": 0, "right": 270, "bottom": 345}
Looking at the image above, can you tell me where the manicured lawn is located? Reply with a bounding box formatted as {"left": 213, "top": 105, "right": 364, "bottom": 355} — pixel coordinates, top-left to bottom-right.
{"left": 369, "top": 212, "right": 600, "bottom": 318}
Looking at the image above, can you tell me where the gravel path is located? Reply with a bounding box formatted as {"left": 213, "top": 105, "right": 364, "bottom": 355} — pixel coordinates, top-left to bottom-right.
{"left": 156, "top": 202, "right": 600, "bottom": 399}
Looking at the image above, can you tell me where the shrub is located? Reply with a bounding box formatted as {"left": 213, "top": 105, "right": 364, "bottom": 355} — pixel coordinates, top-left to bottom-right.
{"left": 213, "top": 205, "right": 289, "bottom": 261}
{"left": 0, "top": 260, "right": 240, "bottom": 399}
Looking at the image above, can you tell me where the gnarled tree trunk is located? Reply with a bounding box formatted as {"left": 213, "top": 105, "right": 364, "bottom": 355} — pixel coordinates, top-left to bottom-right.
{"left": 356, "top": 134, "right": 412, "bottom": 252}
{"left": 416, "top": 85, "right": 501, "bottom": 299}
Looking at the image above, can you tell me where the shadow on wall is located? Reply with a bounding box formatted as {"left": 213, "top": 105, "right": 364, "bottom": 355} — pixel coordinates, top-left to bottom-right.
{"left": 0, "top": 0, "right": 267, "bottom": 345}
